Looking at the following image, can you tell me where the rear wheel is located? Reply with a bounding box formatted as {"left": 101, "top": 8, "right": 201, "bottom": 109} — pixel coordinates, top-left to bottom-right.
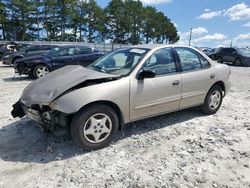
{"left": 201, "top": 85, "right": 223, "bottom": 114}
{"left": 70, "top": 104, "right": 119, "bottom": 150}
{"left": 33, "top": 64, "right": 50, "bottom": 78}
{"left": 234, "top": 58, "right": 241, "bottom": 66}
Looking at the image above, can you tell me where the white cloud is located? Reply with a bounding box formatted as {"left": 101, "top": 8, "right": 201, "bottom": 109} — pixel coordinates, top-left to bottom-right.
{"left": 243, "top": 22, "right": 250, "bottom": 27}
{"left": 224, "top": 3, "right": 250, "bottom": 21}
{"left": 234, "top": 33, "right": 250, "bottom": 41}
{"left": 140, "top": 0, "right": 172, "bottom": 4}
{"left": 177, "top": 27, "right": 209, "bottom": 45}
{"left": 193, "top": 33, "right": 227, "bottom": 43}
{"left": 197, "top": 10, "right": 222, "bottom": 20}
{"left": 192, "top": 27, "right": 208, "bottom": 35}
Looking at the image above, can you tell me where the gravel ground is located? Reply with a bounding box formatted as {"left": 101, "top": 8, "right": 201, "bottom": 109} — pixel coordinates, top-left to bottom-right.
{"left": 0, "top": 62, "right": 250, "bottom": 188}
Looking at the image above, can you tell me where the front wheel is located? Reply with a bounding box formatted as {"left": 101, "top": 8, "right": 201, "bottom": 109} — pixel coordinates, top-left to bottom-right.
{"left": 217, "top": 57, "right": 222, "bottom": 63}
{"left": 33, "top": 64, "right": 50, "bottom": 78}
{"left": 70, "top": 104, "right": 119, "bottom": 150}
{"left": 201, "top": 85, "right": 223, "bottom": 115}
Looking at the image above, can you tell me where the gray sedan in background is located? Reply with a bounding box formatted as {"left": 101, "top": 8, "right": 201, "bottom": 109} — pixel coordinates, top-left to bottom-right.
{"left": 12, "top": 45, "right": 231, "bottom": 150}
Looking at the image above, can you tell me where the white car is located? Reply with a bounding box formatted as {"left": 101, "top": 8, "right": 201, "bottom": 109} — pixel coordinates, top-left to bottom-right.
{"left": 12, "top": 45, "right": 231, "bottom": 150}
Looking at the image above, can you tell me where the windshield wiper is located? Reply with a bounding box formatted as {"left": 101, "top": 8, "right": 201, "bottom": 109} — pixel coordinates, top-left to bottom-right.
{"left": 92, "top": 65, "right": 106, "bottom": 73}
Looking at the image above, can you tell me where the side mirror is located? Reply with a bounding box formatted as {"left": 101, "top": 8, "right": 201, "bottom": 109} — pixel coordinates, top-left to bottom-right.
{"left": 137, "top": 69, "right": 156, "bottom": 80}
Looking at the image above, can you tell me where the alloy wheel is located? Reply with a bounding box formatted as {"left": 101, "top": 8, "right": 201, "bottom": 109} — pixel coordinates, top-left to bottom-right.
{"left": 83, "top": 113, "right": 112, "bottom": 144}
{"left": 209, "top": 90, "right": 221, "bottom": 110}
{"left": 36, "top": 66, "right": 49, "bottom": 78}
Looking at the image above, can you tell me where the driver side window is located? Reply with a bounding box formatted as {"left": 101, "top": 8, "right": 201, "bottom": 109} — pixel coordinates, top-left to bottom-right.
{"left": 143, "top": 48, "right": 176, "bottom": 75}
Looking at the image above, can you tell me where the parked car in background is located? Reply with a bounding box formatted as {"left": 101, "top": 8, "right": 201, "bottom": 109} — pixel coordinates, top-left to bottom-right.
{"left": 2, "top": 44, "right": 57, "bottom": 65}
{"left": 208, "top": 47, "right": 250, "bottom": 66}
{"left": 0, "top": 42, "right": 32, "bottom": 60}
{"left": 198, "top": 47, "right": 213, "bottom": 54}
{"left": 11, "top": 45, "right": 231, "bottom": 150}
{"left": 14, "top": 45, "right": 104, "bottom": 78}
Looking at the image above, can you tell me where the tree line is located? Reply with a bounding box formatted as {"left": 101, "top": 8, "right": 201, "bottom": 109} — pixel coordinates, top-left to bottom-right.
{"left": 0, "top": 0, "right": 179, "bottom": 44}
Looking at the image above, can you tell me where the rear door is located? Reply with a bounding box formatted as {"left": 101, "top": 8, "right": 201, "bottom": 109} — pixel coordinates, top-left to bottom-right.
{"left": 130, "top": 47, "right": 182, "bottom": 121}
{"left": 174, "top": 47, "right": 214, "bottom": 109}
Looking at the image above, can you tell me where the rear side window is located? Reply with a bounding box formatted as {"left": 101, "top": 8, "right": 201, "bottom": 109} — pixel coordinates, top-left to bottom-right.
{"left": 176, "top": 48, "right": 201, "bottom": 72}
{"left": 143, "top": 48, "right": 176, "bottom": 75}
{"left": 199, "top": 54, "right": 210, "bottom": 68}
{"left": 40, "top": 45, "right": 53, "bottom": 50}
{"left": 27, "top": 46, "right": 40, "bottom": 52}
{"left": 78, "top": 47, "right": 92, "bottom": 54}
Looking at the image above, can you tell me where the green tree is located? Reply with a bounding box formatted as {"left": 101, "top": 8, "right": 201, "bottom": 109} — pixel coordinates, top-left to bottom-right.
{"left": 124, "top": 0, "right": 143, "bottom": 44}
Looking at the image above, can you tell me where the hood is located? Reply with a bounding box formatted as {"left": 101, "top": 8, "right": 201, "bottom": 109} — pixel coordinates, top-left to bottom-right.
{"left": 21, "top": 65, "right": 120, "bottom": 107}
{"left": 15, "top": 55, "right": 46, "bottom": 63}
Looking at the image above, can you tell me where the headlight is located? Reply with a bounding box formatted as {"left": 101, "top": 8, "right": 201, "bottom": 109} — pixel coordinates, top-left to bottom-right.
{"left": 4, "top": 55, "right": 9, "bottom": 58}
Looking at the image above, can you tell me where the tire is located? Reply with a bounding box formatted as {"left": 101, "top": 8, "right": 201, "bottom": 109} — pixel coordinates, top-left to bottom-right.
{"left": 210, "top": 55, "right": 215, "bottom": 60}
{"left": 33, "top": 64, "right": 50, "bottom": 78}
{"left": 234, "top": 58, "right": 241, "bottom": 66}
{"left": 70, "top": 104, "right": 119, "bottom": 150}
{"left": 201, "top": 85, "right": 223, "bottom": 115}
{"left": 217, "top": 57, "right": 222, "bottom": 63}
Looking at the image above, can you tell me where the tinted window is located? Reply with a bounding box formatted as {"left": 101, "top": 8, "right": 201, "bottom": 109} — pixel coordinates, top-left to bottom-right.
{"left": 78, "top": 47, "right": 92, "bottom": 54}
{"left": 57, "top": 47, "right": 78, "bottom": 56}
{"left": 223, "top": 48, "right": 235, "bottom": 53}
{"left": 27, "top": 46, "right": 40, "bottom": 52}
{"left": 143, "top": 48, "right": 176, "bottom": 75}
{"left": 176, "top": 48, "right": 201, "bottom": 72}
{"left": 40, "top": 45, "right": 53, "bottom": 50}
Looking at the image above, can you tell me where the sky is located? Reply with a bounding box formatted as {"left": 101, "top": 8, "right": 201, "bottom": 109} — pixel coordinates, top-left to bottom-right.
{"left": 97, "top": 0, "right": 250, "bottom": 48}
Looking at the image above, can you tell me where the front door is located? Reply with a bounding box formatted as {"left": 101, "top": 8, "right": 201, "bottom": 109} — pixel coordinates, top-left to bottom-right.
{"left": 130, "top": 47, "right": 181, "bottom": 121}
{"left": 52, "top": 47, "right": 78, "bottom": 70}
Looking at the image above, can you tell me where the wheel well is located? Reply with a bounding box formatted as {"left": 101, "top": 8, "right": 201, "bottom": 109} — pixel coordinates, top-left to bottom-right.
{"left": 78, "top": 101, "right": 124, "bottom": 130}
{"left": 211, "top": 81, "right": 225, "bottom": 95}
{"left": 12, "top": 56, "right": 22, "bottom": 64}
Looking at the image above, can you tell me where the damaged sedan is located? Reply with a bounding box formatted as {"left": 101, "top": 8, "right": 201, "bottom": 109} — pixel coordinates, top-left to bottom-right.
{"left": 12, "top": 45, "right": 231, "bottom": 150}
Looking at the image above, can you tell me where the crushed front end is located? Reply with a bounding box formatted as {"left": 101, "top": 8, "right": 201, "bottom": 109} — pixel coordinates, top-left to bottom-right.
{"left": 11, "top": 100, "right": 71, "bottom": 132}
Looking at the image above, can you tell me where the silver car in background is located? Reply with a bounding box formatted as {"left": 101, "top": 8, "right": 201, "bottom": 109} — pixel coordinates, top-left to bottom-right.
{"left": 11, "top": 45, "right": 231, "bottom": 150}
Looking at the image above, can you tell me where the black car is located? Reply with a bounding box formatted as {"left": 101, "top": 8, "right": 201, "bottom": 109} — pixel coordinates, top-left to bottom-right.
{"left": 209, "top": 47, "right": 250, "bottom": 66}
{"left": 14, "top": 45, "right": 104, "bottom": 78}
{"left": 2, "top": 44, "right": 57, "bottom": 65}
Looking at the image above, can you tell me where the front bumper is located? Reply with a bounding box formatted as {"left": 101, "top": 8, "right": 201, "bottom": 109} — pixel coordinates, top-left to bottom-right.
{"left": 2, "top": 58, "right": 12, "bottom": 65}
{"left": 14, "top": 63, "right": 33, "bottom": 75}
{"left": 11, "top": 101, "right": 71, "bottom": 132}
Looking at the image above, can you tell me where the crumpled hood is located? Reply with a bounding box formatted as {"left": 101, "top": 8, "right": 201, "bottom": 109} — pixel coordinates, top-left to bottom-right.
{"left": 21, "top": 65, "right": 120, "bottom": 107}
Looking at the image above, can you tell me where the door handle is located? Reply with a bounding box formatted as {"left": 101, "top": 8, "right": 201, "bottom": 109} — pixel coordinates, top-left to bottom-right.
{"left": 210, "top": 74, "right": 215, "bottom": 79}
{"left": 172, "top": 80, "right": 180, "bottom": 86}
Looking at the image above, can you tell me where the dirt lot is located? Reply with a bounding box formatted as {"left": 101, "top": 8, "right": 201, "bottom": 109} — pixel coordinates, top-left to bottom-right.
{"left": 0, "top": 63, "right": 250, "bottom": 188}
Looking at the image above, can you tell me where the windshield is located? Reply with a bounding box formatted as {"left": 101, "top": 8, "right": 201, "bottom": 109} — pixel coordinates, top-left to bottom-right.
{"left": 19, "top": 45, "right": 32, "bottom": 52}
{"left": 88, "top": 48, "right": 149, "bottom": 76}
{"left": 237, "top": 48, "right": 250, "bottom": 57}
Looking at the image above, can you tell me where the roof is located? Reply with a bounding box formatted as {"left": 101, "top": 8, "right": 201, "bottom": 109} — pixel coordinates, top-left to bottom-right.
{"left": 131, "top": 44, "right": 191, "bottom": 50}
